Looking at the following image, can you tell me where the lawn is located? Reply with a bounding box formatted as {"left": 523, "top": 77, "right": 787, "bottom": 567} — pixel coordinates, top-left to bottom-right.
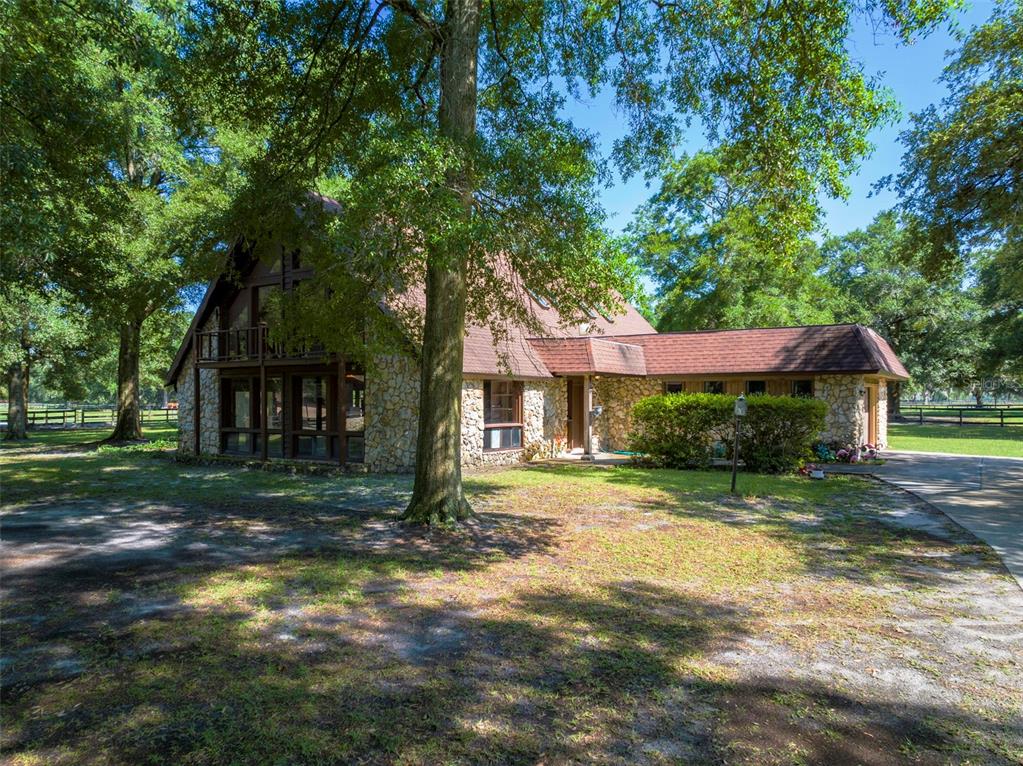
{"left": 888, "top": 422, "right": 1023, "bottom": 457}
{"left": 2, "top": 428, "right": 1021, "bottom": 765}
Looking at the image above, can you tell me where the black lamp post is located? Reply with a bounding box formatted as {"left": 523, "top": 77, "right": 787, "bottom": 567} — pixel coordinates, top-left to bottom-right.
{"left": 731, "top": 394, "right": 747, "bottom": 495}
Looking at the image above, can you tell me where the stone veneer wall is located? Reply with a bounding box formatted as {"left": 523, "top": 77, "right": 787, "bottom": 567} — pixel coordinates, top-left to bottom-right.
{"left": 461, "top": 379, "right": 485, "bottom": 467}
{"left": 524, "top": 378, "right": 568, "bottom": 459}
{"left": 815, "top": 374, "right": 867, "bottom": 447}
{"left": 176, "top": 313, "right": 221, "bottom": 455}
{"left": 591, "top": 377, "right": 663, "bottom": 452}
{"left": 364, "top": 354, "right": 420, "bottom": 473}
{"left": 176, "top": 366, "right": 220, "bottom": 455}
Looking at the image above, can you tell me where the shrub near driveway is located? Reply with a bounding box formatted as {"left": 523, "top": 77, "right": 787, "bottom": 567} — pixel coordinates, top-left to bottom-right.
{"left": 629, "top": 393, "right": 826, "bottom": 473}
{"left": 741, "top": 395, "right": 827, "bottom": 472}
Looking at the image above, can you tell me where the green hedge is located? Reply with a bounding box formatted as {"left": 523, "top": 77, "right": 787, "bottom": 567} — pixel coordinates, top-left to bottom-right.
{"left": 629, "top": 393, "right": 733, "bottom": 468}
{"left": 629, "top": 392, "right": 827, "bottom": 473}
{"left": 740, "top": 395, "right": 827, "bottom": 473}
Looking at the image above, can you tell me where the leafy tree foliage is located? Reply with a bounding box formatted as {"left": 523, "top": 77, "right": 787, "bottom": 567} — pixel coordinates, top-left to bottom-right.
{"left": 894, "top": 0, "right": 1022, "bottom": 273}
{"left": 177, "top": 0, "right": 955, "bottom": 523}
{"left": 0, "top": 285, "right": 92, "bottom": 439}
{"left": 630, "top": 149, "right": 838, "bottom": 330}
{"left": 4, "top": 0, "right": 241, "bottom": 442}
{"left": 976, "top": 245, "right": 1023, "bottom": 378}
{"left": 820, "top": 211, "right": 989, "bottom": 410}
{"left": 31, "top": 307, "right": 195, "bottom": 406}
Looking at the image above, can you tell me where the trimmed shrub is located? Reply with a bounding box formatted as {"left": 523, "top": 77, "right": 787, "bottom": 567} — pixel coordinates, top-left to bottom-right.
{"left": 629, "top": 392, "right": 826, "bottom": 473}
{"left": 629, "top": 393, "right": 733, "bottom": 468}
{"left": 740, "top": 395, "right": 827, "bottom": 473}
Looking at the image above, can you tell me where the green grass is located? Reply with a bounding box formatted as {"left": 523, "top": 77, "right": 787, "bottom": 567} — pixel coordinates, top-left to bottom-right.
{"left": 1, "top": 424, "right": 179, "bottom": 449}
{"left": 2, "top": 429, "right": 1020, "bottom": 765}
{"left": 888, "top": 423, "right": 1023, "bottom": 457}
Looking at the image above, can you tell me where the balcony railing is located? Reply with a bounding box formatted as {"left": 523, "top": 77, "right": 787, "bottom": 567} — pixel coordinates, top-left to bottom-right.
{"left": 195, "top": 326, "right": 325, "bottom": 364}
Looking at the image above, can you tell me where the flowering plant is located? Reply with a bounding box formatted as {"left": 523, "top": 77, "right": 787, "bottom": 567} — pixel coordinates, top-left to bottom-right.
{"left": 860, "top": 443, "right": 880, "bottom": 460}
{"left": 811, "top": 442, "right": 883, "bottom": 465}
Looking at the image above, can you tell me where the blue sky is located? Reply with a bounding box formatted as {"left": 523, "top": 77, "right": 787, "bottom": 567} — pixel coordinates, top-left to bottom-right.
{"left": 563, "top": 1, "right": 994, "bottom": 237}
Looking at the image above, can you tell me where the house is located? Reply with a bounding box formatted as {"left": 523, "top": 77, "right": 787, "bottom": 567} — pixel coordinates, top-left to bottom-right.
{"left": 165, "top": 249, "right": 908, "bottom": 471}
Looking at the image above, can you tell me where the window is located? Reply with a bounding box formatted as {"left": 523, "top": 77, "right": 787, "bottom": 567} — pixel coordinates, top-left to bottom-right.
{"left": 292, "top": 374, "right": 337, "bottom": 461}
{"left": 265, "top": 377, "right": 283, "bottom": 429}
{"left": 483, "top": 380, "right": 523, "bottom": 451}
{"left": 703, "top": 381, "right": 725, "bottom": 394}
{"left": 526, "top": 289, "right": 550, "bottom": 309}
{"left": 486, "top": 426, "right": 522, "bottom": 450}
{"left": 345, "top": 365, "right": 366, "bottom": 463}
{"left": 256, "top": 285, "right": 280, "bottom": 326}
{"left": 221, "top": 378, "right": 255, "bottom": 455}
{"left": 664, "top": 382, "right": 684, "bottom": 394}
{"left": 300, "top": 376, "right": 328, "bottom": 431}
{"left": 226, "top": 291, "right": 251, "bottom": 358}
{"left": 792, "top": 379, "right": 814, "bottom": 398}
{"left": 746, "top": 380, "right": 767, "bottom": 395}
{"left": 225, "top": 378, "right": 251, "bottom": 429}
{"left": 484, "top": 380, "right": 522, "bottom": 424}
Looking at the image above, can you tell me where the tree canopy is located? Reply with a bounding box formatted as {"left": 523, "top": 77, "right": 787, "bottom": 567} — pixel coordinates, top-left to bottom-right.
{"left": 629, "top": 148, "right": 837, "bottom": 330}
{"left": 893, "top": 0, "right": 1022, "bottom": 277}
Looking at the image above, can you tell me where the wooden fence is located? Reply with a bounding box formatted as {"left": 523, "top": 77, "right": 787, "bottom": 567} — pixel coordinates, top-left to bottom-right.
{"left": 896, "top": 406, "right": 1023, "bottom": 427}
{"left": 5, "top": 407, "right": 179, "bottom": 430}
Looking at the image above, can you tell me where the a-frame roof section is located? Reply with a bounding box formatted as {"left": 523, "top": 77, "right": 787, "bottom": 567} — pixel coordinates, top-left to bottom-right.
{"left": 164, "top": 275, "right": 222, "bottom": 387}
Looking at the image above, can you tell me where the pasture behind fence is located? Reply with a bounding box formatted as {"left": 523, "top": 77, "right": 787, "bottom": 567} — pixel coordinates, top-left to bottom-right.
{"left": 6, "top": 406, "right": 179, "bottom": 430}
{"left": 896, "top": 406, "right": 1023, "bottom": 427}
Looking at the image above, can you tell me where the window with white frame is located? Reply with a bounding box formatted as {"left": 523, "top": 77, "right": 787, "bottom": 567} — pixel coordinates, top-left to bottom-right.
{"left": 483, "top": 380, "right": 523, "bottom": 450}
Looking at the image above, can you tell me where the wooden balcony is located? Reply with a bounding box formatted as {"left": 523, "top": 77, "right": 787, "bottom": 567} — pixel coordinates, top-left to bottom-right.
{"left": 194, "top": 326, "right": 326, "bottom": 366}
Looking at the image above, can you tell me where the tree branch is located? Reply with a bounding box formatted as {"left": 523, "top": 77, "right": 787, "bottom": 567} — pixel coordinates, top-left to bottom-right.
{"left": 384, "top": 0, "right": 442, "bottom": 41}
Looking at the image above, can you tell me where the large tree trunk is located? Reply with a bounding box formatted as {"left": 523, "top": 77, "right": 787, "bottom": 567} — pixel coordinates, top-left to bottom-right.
{"left": 887, "top": 380, "right": 901, "bottom": 418}
{"left": 5, "top": 361, "right": 28, "bottom": 440}
{"left": 402, "top": 0, "right": 481, "bottom": 525}
{"left": 973, "top": 384, "right": 983, "bottom": 408}
{"left": 106, "top": 318, "right": 144, "bottom": 442}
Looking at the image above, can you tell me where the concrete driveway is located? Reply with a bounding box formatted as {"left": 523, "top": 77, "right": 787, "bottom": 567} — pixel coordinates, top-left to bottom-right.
{"left": 868, "top": 452, "right": 1023, "bottom": 589}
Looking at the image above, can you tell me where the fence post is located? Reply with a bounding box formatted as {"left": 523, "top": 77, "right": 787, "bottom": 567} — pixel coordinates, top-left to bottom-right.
{"left": 1001, "top": 410, "right": 1004, "bottom": 428}
{"left": 918, "top": 408, "right": 923, "bottom": 425}
{"left": 959, "top": 409, "right": 963, "bottom": 427}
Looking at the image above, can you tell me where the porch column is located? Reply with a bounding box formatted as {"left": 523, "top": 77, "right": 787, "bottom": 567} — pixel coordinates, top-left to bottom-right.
{"left": 338, "top": 356, "right": 346, "bottom": 467}
{"left": 583, "top": 374, "right": 593, "bottom": 459}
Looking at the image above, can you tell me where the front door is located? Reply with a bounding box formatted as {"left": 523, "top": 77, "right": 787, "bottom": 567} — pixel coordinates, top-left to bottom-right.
{"left": 866, "top": 384, "right": 878, "bottom": 445}
{"left": 566, "top": 377, "right": 585, "bottom": 449}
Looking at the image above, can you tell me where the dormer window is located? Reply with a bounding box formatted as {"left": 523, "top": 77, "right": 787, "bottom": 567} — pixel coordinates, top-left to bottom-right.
{"left": 526, "top": 289, "right": 550, "bottom": 309}
{"left": 583, "top": 306, "right": 598, "bottom": 319}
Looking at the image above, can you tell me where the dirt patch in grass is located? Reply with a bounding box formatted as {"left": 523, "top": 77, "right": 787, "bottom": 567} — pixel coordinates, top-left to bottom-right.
{"left": 2, "top": 439, "right": 1021, "bottom": 765}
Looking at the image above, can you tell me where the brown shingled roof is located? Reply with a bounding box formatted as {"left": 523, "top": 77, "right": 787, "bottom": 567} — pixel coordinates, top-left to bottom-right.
{"left": 593, "top": 324, "right": 908, "bottom": 379}
{"left": 530, "top": 337, "right": 647, "bottom": 376}
{"left": 462, "top": 325, "right": 552, "bottom": 379}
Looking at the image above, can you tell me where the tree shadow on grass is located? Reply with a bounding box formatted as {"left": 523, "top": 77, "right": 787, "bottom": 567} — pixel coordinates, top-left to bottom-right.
{"left": 3, "top": 578, "right": 1017, "bottom": 765}
{"left": 0, "top": 494, "right": 562, "bottom": 699}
